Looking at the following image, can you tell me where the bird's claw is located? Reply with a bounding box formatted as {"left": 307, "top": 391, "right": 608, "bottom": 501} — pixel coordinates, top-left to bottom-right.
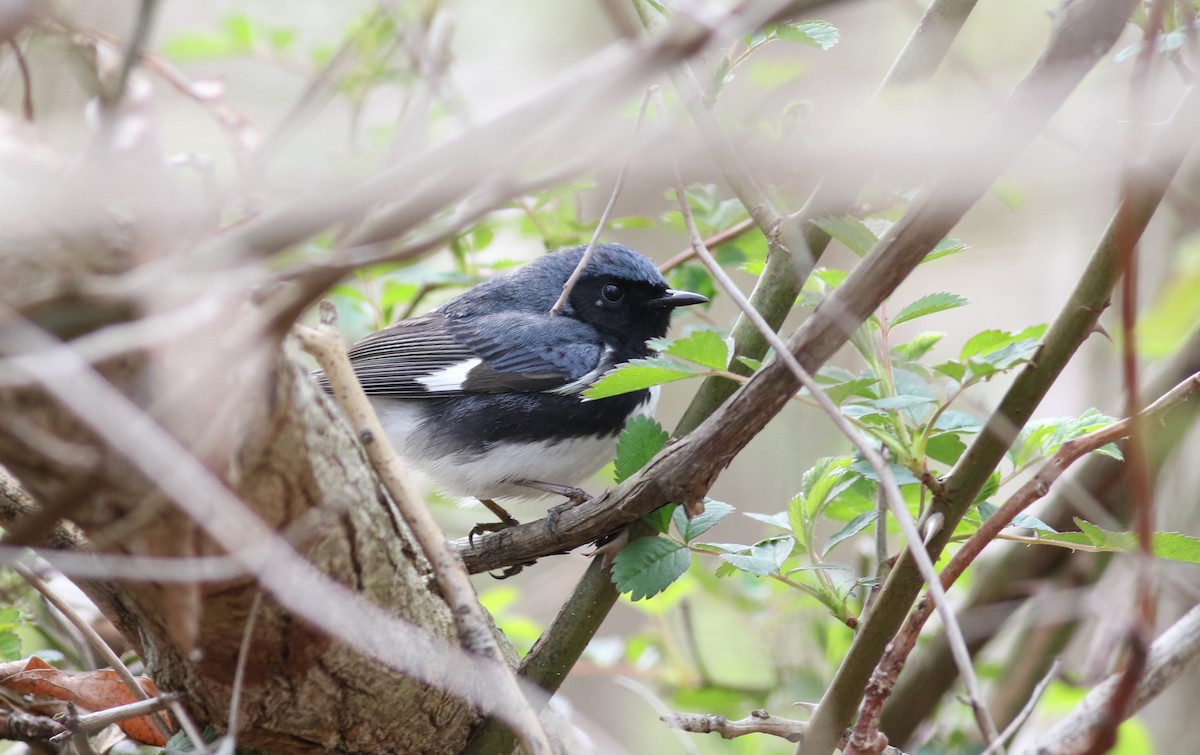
{"left": 468, "top": 517, "right": 519, "bottom": 546}
{"left": 489, "top": 560, "right": 536, "bottom": 579}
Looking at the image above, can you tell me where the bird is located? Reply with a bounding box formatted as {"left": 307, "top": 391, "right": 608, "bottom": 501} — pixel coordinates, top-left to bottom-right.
{"left": 318, "top": 242, "right": 707, "bottom": 534}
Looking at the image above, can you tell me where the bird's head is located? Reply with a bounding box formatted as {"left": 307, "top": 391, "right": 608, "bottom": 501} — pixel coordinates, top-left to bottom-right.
{"left": 545, "top": 244, "right": 707, "bottom": 348}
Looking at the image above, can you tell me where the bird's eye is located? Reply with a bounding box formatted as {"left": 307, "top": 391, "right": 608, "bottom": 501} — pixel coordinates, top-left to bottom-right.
{"left": 601, "top": 283, "right": 625, "bottom": 303}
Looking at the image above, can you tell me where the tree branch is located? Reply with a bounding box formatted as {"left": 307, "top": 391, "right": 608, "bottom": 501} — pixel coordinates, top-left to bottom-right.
{"left": 1023, "top": 603, "right": 1200, "bottom": 754}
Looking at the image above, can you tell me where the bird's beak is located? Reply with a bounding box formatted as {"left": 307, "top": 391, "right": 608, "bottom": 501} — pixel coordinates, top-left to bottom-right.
{"left": 650, "top": 288, "right": 708, "bottom": 309}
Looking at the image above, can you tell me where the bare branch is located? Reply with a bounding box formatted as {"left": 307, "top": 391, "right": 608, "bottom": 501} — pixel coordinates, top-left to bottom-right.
{"left": 1024, "top": 604, "right": 1200, "bottom": 755}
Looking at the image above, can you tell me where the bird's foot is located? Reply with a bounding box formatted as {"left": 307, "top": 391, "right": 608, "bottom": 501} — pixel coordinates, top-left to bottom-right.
{"left": 488, "top": 560, "right": 537, "bottom": 579}
{"left": 469, "top": 499, "right": 521, "bottom": 545}
{"left": 514, "top": 479, "right": 592, "bottom": 536}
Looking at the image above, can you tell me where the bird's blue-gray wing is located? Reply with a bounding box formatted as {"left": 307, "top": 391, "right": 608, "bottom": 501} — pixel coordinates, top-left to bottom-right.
{"left": 323, "top": 312, "right": 606, "bottom": 397}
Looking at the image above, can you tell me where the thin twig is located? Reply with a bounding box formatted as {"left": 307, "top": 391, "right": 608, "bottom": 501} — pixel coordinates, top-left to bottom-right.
{"left": 661, "top": 710, "right": 909, "bottom": 754}
{"left": 549, "top": 86, "right": 654, "bottom": 315}
{"left": 106, "top": 0, "right": 160, "bottom": 106}
{"left": 981, "top": 658, "right": 1060, "bottom": 755}
{"left": 223, "top": 590, "right": 262, "bottom": 753}
{"left": 8, "top": 39, "right": 32, "bottom": 121}
{"left": 657, "top": 217, "right": 756, "bottom": 273}
{"left": 48, "top": 693, "right": 180, "bottom": 741}
{"left": 294, "top": 308, "right": 552, "bottom": 755}
{"left": 1024, "top": 604, "right": 1200, "bottom": 754}
{"left": 1094, "top": 3, "right": 1172, "bottom": 751}
{"left": 12, "top": 563, "right": 174, "bottom": 742}
{"left": 169, "top": 698, "right": 212, "bottom": 755}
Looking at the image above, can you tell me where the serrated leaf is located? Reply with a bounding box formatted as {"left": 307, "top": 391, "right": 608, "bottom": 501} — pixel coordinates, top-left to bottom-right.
{"left": 1012, "top": 513, "right": 1056, "bottom": 533}
{"left": 871, "top": 395, "right": 936, "bottom": 411}
{"left": 893, "top": 332, "right": 944, "bottom": 362}
{"left": 584, "top": 359, "right": 697, "bottom": 400}
{"left": 663, "top": 329, "right": 729, "bottom": 370}
{"left": 719, "top": 536, "right": 795, "bottom": 576}
{"left": 823, "top": 510, "right": 878, "bottom": 557}
{"left": 824, "top": 378, "right": 880, "bottom": 404}
{"left": 1032, "top": 518, "right": 1200, "bottom": 565}
{"left": 612, "top": 537, "right": 691, "bottom": 600}
{"left": 614, "top": 416, "right": 669, "bottom": 484}
{"left": 814, "top": 216, "right": 878, "bottom": 257}
{"left": 782, "top": 20, "right": 840, "bottom": 50}
{"left": 850, "top": 459, "right": 921, "bottom": 485}
{"left": 744, "top": 511, "right": 790, "bottom": 529}
{"left": 673, "top": 500, "right": 734, "bottom": 542}
{"left": 737, "top": 356, "right": 763, "bottom": 371}
{"left": 924, "top": 237, "right": 970, "bottom": 262}
{"left": 891, "top": 293, "right": 968, "bottom": 327}
{"left": 934, "top": 361, "right": 967, "bottom": 382}
{"left": 786, "top": 563, "right": 854, "bottom": 575}
{"left": 934, "top": 411, "right": 983, "bottom": 432}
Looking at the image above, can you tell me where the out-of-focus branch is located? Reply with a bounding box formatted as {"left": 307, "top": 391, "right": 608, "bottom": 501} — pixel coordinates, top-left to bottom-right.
{"left": 1022, "top": 603, "right": 1200, "bottom": 755}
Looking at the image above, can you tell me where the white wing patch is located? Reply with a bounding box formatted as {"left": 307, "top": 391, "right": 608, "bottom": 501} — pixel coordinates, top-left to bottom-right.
{"left": 416, "top": 358, "right": 483, "bottom": 392}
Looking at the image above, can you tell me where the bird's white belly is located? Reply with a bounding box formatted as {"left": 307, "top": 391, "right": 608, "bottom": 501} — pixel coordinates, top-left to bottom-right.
{"left": 369, "top": 386, "right": 659, "bottom": 501}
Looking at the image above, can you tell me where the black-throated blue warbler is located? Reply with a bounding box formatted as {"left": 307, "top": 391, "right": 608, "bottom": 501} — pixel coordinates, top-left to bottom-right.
{"left": 319, "top": 243, "right": 706, "bottom": 532}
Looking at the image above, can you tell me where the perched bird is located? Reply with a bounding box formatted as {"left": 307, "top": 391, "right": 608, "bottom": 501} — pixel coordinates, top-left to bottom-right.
{"left": 321, "top": 243, "right": 706, "bottom": 532}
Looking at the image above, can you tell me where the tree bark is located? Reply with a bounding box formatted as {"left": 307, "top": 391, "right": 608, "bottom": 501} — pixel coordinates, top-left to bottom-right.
{"left": 0, "top": 224, "right": 485, "bottom": 751}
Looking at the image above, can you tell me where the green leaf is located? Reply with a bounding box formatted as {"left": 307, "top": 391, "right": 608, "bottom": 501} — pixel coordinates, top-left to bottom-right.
{"left": 961, "top": 325, "right": 1047, "bottom": 361}
{"left": 0, "top": 631, "right": 20, "bottom": 661}
{"left": 614, "top": 416, "right": 669, "bottom": 484}
{"left": 644, "top": 504, "right": 675, "bottom": 534}
{"left": 161, "top": 33, "right": 238, "bottom": 61}
{"left": 850, "top": 458, "right": 921, "bottom": 486}
{"left": 609, "top": 216, "right": 653, "bottom": 230}
{"left": 978, "top": 503, "right": 1056, "bottom": 533}
{"left": 222, "top": 13, "right": 257, "bottom": 50}
{"left": 612, "top": 537, "right": 691, "bottom": 600}
{"left": 934, "top": 411, "right": 983, "bottom": 432}
{"left": 673, "top": 500, "right": 735, "bottom": 542}
{"left": 669, "top": 265, "right": 717, "bottom": 305}
{"left": 744, "top": 511, "right": 790, "bottom": 529}
{"left": 1136, "top": 238, "right": 1200, "bottom": 358}
{"left": 719, "top": 536, "right": 795, "bottom": 576}
{"left": 814, "top": 216, "right": 878, "bottom": 257}
{"left": 891, "top": 293, "right": 968, "bottom": 327}
{"left": 823, "top": 510, "right": 877, "bottom": 557}
{"left": 871, "top": 395, "right": 936, "bottom": 412}
{"left": 777, "top": 20, "right": 840, "bottom": 49}
{"left": 1033, "top": 518, "right": 1200, "bottom": 565}
{"left": 661, "top": 329, "right": 729, "bottom": 370}
{"left": 926, "top": 433, "right": 968, "bottom": 466}
{"left": 924, "top": 237, "right": 970, "bottom": 262}
{"left": 584, "top": 358, "right": 697, "bottom": 400}
{"left": 892, "top": 332, "right": 944, "bottom": 362}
